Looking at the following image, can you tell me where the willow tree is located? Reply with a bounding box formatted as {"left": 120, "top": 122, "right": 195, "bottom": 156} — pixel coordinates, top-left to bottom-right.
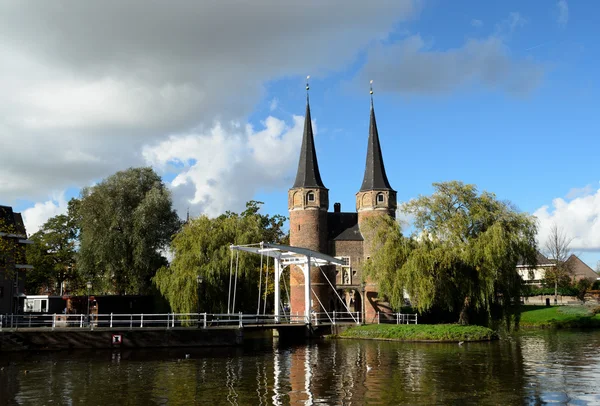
{"left": 154, "top": 201, "right": 286, "bottom": 314}
{"left": 364, "top": 181, "right": 538, "bottom": 326}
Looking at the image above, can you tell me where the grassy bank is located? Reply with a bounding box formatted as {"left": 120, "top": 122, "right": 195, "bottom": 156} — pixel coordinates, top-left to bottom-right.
{"left": 519, "top": 305, "right": 600, "bottom": 329}
{"left": 338, "top": 324, "right": 497, "bottom": 342}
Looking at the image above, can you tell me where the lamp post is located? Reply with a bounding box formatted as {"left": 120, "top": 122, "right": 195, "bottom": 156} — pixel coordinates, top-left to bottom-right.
{"left": 86, "top": 281, "right": 92, "bottom": 326}
{"left": 361, "top": 280, "right": 366, "bottom": 325}
{"left": 197, "top": 275, "right": 203, "bottom": 326}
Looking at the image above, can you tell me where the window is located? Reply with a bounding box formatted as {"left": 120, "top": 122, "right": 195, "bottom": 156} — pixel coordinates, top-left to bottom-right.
{"left": 307, "top": 192, "right": 315, "bottom": 202}
{"left": 377, "top": 193, "right": 385, "bottom": 203}
{"left": 336, "top": 256, "right": 351, "bottom": 285}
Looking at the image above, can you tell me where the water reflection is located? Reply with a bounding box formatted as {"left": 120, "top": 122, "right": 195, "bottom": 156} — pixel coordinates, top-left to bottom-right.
{"left": 2, "top": 331, "right": 600, "bottom": 404}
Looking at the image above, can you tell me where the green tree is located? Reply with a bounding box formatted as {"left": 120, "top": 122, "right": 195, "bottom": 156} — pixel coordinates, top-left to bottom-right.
{"left": 77, "top": 167, "right": 180, "bottom": 295}
{"left": 363, "top": 181, "right": 538, "bottom": 327}
{"left": 26, "top": 213, "right": 79, "bottom": 295}
{"left": 0, "top": 215, "right": 26, "bottom": 278}
{"left": 154, "top": 201, "right": 286, "bottom": 314}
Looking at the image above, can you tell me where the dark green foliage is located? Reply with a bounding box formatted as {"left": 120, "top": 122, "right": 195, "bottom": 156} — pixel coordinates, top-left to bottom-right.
{"left": 77, "top": 167, "right": 180, "bottom": 295}
{"left": 522, "top": 285, "right": 579, "bottom": 297}
{"left": 576, "top": 278, "right": 595, "bottom": 302}
{"left": 26, "top": 212, "right": 79, "bottom": 295}
{"left": 363, "top": 181, "right": 538, "bottom": 328}
{"left": 339, "top": 324, "right": 496, "bottom": 342}
{"left": 153, "top": 201, "right": 286, "bottom": 314}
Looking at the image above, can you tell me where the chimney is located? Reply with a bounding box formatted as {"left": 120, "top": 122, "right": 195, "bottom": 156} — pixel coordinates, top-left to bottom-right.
{"left": 334, "top": 202, "right": 341, "bottom": 213}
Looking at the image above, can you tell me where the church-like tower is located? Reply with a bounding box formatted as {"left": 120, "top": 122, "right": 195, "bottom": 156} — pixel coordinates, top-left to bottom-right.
{"left": 288, "top": 90, "right": 331, "bottom": 315}
{"left": 356, "top": 95, "right": 397, "bottom": 225}
{"left": 356, "top": 88, "right": 397, "bottom": 322}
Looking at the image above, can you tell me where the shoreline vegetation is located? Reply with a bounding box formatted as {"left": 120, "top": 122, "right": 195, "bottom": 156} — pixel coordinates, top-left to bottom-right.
{"left": 337, "top": 324, "right": 497, "bottom": 342}
{"left": 335, "top": 306, "right": 600, "bottom": 343}
{"left": 519, "top": 305, "right": 600, "bottom": 329}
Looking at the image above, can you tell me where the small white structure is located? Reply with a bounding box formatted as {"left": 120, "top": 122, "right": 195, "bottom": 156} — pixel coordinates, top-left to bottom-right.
{"left": 230, "top": 242, "right": 345, "bottom": 324}
{"left": 24, "top": 295, "right": 50, "bottom": 313}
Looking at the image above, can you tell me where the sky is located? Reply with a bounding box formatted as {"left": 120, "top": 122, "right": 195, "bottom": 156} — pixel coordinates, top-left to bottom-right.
{"left": 1, "top": 1, "right": 599, "bottom": 269}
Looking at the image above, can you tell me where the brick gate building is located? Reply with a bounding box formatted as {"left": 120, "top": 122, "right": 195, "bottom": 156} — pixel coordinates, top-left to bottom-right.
{"left": 288, "top": 93, "right": 396, "bottom": 323}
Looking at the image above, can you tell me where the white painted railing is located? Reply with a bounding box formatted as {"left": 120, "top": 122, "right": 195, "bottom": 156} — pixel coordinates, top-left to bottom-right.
{"left": 376, "top": 312, "right": 418, "bottom": 325}
{"left": 0, "top": 312, "right": 361, "bottom": 330}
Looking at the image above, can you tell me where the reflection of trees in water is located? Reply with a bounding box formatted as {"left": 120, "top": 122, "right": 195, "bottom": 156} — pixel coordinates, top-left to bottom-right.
{"left": 318, "top": 339, "right": 529, "bottom": 404}
{"left": 520, "top": 330, "right": 600, "bottom": 404}
{"left": 0, "top": 360, "right": 19, "bottom": 405}
{"left": 5, "top": 332, "right": 600, "bottom": 404}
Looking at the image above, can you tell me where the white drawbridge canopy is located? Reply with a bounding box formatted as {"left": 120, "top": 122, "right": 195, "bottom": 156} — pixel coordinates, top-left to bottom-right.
{"left": 229, "top": 242, "right": 345, "bottom": 324}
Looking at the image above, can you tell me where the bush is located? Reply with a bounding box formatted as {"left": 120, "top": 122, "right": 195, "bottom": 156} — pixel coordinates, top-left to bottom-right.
{"left": 523, "top": 285, "right": 579, "bottom": 297}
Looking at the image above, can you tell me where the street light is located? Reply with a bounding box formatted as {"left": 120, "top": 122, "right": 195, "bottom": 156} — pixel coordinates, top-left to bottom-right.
{"left": 86, "top": 281, "right": 92, "bottom": 326}
{"left": 361, "top": 280, "right": 366, "bottom": 325}
{"left": 197, "top": 275, "right": 203, "bottom": 328}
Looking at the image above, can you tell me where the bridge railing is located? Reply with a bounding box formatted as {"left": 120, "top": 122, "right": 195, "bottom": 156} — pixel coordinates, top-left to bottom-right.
{"left": 0, "top": 311, "right": 372, "bottom": 330}
{"left": 377, "top": 312, "right": 418, "bottom": 325}
{"left": 310, "top": 311, "right": 361, "bottom": 325}
{"left": 0, "top": 312, "right": 312, "bottom": 330}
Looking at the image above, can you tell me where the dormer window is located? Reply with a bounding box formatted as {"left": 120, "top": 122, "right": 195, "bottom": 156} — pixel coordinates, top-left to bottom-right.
{"left": 307, "top": 192, "right": 315, "bottom": 203}
{"left": 376, "top": 193, "right": 385, "bottom": 203}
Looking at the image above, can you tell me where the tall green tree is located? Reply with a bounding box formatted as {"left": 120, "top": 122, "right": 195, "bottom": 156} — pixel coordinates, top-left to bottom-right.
{"left": 363, "top": 181, "right": 538, "bottom": 326}
{"left": 78, "top": 167, "right": 180, "bottom": 295}
{"left": 154, "top": 201, "right": 286, "bottom": 314}
{"left": 26, "top": 213, "right": 79, "bottom": 295}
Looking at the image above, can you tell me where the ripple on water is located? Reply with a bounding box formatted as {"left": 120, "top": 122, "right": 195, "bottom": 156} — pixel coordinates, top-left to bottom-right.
{"left": 2, "top": 330, "right": 600, "bottom": 404}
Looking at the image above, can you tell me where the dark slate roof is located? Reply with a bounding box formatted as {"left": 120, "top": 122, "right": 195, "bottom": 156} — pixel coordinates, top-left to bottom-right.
{"left": 292, "top": 102, "right": 326, "bottom": 189}
{"left": 359, "top": 102, "right": 393, "bottom": 192}
{"left": 327, "top": 212, "right": 363, "bottom": 241}
{"left": 0, "top": 205, "right": 27, "bottom": 235}
{"left": 517, "top": 251, "right": 553, "bottom": 267}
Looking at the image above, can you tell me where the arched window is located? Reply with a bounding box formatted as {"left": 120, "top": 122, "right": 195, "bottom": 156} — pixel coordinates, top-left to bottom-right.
{"left": 306, "top": 192, "right": 315, "bottom": 203}
{"left": 376, "top": 193, "right": 385, "bottom": 203}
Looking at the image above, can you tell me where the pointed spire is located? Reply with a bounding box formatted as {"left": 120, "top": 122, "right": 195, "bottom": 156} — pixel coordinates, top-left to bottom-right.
{"left": 292, "top": 76, "right": 326, "bottom": 189}
{"left": 360, "top": 81, "right": 393, "bottom": 192}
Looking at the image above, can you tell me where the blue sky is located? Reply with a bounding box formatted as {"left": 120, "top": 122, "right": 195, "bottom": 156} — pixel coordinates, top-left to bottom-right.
{"left": 1, "top": 1, "right": 599, "bottom": 268}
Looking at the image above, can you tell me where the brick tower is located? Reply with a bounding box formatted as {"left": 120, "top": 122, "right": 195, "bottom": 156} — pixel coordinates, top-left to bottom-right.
{"left": 356, "top": 90, "right": 397, "bottom": 322}
{"left": 288, "top": 91, "right": 332, "bottom": 317}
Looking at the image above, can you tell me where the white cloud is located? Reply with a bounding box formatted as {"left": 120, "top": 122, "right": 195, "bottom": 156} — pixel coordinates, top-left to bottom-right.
{"left": 534, "top": 186, "right": 600, "bottom": 252}
{"left": 143, "top": 114, "right": 306, "bottom": 217}
{"left": 357, "top": 33, "right": 543, "bottom": 96}
{"left": 355, "top": 12, "right": 542, "bottom": 97}
{"left": 471, "top": 19, "right": 483, "bottom": 28}
{"left": 557, "top": 0, "right": 569, "bottom": 27}
{"left": 21, "top": 194, "right": 68, "bottom": 236}
{"left": 269, "top": 98, "right": 279, "bottom": 112}
{"left": 0, "top": 1, "right": 419, "bottom": 205}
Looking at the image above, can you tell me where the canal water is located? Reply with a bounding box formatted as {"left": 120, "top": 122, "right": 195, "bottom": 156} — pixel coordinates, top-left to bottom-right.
{"left": 1, "top": 329, "right": 599, "bottom": 405}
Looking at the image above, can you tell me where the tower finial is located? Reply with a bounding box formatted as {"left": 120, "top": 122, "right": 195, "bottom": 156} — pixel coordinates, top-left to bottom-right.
{"left": 306, "top": 75, "right": 310, "bottom": 102}
{"left": 370, "top": 79, "right": 374, "bottom": 107}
